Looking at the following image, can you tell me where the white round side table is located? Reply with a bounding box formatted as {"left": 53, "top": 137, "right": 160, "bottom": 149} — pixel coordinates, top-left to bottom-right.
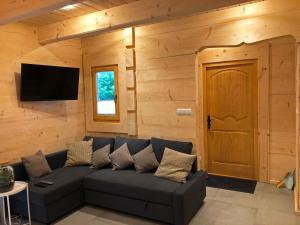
{"left": 0, "top": 181, "right": 31, "bottom": 225}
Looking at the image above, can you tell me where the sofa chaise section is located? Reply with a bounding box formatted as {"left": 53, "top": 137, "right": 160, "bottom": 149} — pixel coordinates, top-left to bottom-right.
{"left": 12, "top": 166, "right": 95, "bottom": 224}
{"left": 11, "top": 151, "right": 96, "bottom": 224}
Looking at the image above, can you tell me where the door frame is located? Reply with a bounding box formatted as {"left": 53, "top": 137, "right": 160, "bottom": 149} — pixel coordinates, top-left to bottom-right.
{"left": 202, "top": 59, "right": 259, "bottom": 180}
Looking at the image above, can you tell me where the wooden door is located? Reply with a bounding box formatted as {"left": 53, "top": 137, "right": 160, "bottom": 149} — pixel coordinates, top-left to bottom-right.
{"left": 203, "top": 60, "right": 258, "bottom": 180}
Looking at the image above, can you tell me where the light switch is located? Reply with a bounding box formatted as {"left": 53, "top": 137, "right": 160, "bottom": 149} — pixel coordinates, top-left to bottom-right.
{"left": 176, "top": 108, "right": 192, "bottom": 115}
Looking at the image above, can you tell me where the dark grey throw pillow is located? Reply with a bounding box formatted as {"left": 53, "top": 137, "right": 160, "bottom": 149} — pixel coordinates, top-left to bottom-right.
{"left": 109, "top": 143, "right": 134, "bottom": 170}
{"left": 21, "top": 150, "right": 52, "bottom": 180}
{"left": 133, "top": 145, "right": 159, "bottom": 173}
{"left": 92, "top": 144, "right": 111, "bottom": 169}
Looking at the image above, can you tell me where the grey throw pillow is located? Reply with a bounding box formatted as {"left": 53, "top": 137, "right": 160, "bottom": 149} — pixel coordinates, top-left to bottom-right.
{"left": 109, "top": 143, "right": 134, "bottom": 170}
{"left": 154, "top": 148, "right": 196, "bottom": 183}
{"left": 21, "top": 150, "right": 52, "bottom": 180}
{"left": 133, "top": 145, "right": 159, "bottom": 173}
{"left": 92, "top": 144, "right": 111, "bottom": 169}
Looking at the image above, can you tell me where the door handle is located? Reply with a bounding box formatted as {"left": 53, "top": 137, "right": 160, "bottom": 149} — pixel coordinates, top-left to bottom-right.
{"left": 207, "top": 115, "right": 212, "bottom": 129}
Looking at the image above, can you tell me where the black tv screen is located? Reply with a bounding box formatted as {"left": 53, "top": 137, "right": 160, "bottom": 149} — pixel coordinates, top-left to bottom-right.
{"left": 20, "top": 63, "right": 80, "bottom": 101}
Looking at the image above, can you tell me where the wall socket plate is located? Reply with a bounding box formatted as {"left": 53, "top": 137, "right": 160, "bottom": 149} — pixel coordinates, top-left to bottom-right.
{"left": 176, "top": 108, "right": 192, "bottom": 115}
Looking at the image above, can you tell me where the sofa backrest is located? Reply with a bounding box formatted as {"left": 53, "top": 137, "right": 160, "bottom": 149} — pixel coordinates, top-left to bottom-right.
{"left": 113, "top": 136, "right": 150, "bottom": 155}
{"left": 11, "top": 161, "right": 28, "bottom": 181}
{"left": 150, "top": 137, "right": 197, "bottom": 172}
{"left": 11, "top": 136, "right": 197, "bottom": 181}
{"left": 84, "top": 136, "right": 115, "bottom": 152}
{"left": 46, "top": 150, "right": 68, "bottom": 169}
{"left": 89, "top": 136, "right": 197, "bottom": 171}
{"left": 150, "top": 137, "right": 193, "bottom": 162}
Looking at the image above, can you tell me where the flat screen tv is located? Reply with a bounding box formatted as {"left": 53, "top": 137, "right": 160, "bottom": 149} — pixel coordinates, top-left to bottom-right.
{"left": 20, "top": 63, "right": 80, "bottom": 101}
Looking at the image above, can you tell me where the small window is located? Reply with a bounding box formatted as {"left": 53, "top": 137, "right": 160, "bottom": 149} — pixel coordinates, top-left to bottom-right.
{"left": 92, "top": 65, "right": 120, "bottom": 121}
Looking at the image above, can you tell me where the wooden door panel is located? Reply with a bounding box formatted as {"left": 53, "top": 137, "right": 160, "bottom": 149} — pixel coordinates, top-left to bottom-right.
{"left": 208, "top": 69, "right": 248, "bottom": 121}
{"left": 208, "top": 132, "right": 252, "bottom": 165}
{"left": 207, "top": 65, "right": 253, "bottom": 131}
{"left": 205, "top": 60, "right": 257, "bottom": 179}
{"left": 209, "top": 117, "right": 250, "bottom": 132}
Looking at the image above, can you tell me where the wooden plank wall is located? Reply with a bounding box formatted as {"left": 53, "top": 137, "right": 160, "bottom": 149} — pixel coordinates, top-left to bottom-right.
{"left": 0, "top": 23, "right": 85, "bottom": 163}
{"left": 296, "top": 41, "right": 300, "bottom": 213}
{"left": 135, "top": 45, "right": 197, "bottom": 146}
{"left": 269, "top": 38, "right": 296, "bottom": 182}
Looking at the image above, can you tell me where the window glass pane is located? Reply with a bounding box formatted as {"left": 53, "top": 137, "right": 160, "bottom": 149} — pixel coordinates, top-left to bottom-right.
{"left": 96, "top": 71, "right": 116, "bottom": 115}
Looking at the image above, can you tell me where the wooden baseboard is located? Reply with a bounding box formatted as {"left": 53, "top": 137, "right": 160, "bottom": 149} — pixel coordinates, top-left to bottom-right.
{"left": 269, "top": 180, "right": 279, "bottom": 184}
{"left": 294, "top": 188, "right": 300, "bottom": 215}
{"left": 295, "top": 203, "right": 300, "bottom": 216}
{"left": 296, "top": 186, "right": 299, "bottom": 215}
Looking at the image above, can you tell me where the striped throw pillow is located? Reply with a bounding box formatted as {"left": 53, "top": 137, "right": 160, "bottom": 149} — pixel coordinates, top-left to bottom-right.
{"left": 65, "top": 139, "right": 93, "bottom": 167}
{"left": 154, "top": 148, "right": 196, "bottom": 183}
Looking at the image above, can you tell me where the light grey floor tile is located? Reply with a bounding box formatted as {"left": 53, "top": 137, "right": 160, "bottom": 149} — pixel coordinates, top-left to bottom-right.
{"left": 254, "top": 209, "right": 300, "bottom": 225}
{"left": 96, "top": 209, "right": 162, "bottom": 225}
{"left": 254, "top": 191, "right": 295, "bottom": 213}
{"left": 255, "top": 182, "right": 292, "bottom": 196}
{"left": 213, "top": 188, "right": 258, "bottom": 208}
{"left": 87, "top": 216, "right": 128, "bottom": 225}
{"left": 206, "top": 187, "right": 219, "bottom": 200}
{"left": 54, "top": 206, "right": 105, "bottom": 225}
{"left": 190, "top": 199, "right": 257, "bottom": 225}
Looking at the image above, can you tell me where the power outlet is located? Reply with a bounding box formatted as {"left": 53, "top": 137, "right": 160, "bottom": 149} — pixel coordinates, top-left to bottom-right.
{"left": 176, "top": 108, "right": 192, "bottom": 116}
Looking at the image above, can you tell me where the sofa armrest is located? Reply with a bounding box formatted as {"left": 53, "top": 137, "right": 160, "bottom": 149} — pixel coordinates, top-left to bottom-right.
{"left": 173, "top": 170, "right": 207, "bottom": 225}
{"left": 191, "top": 156, "right": 198, "bottom": 173}
{"left": 11, "top": 162, "right": 28, "bottom": 181}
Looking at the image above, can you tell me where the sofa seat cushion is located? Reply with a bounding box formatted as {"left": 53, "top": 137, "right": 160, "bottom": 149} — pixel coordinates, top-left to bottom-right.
{"left": 83, "top": 169, "right": 182, "bottom": 205}
{"left": 13, "top": 166, "right": 95, "bottom": 206}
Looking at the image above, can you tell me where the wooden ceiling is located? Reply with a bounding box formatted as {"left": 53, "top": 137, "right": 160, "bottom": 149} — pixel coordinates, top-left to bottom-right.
{"left": 8, "top": 0, "right": 258, "bottom": 44}
{"left": 23, "top": 0, "right": 139, "bottom": 26}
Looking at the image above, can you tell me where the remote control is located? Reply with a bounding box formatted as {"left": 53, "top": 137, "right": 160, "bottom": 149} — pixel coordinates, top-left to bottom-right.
{"left": 40, "top": 180, "right": 54, "bottom": 185}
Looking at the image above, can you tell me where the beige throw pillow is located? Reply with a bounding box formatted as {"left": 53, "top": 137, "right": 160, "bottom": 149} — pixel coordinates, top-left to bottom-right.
{"left": 21, "top": 150, "right": 52, "bottom": 180}
{"left": 109, "top": 143, "right": 134, "bottom": 170}
{"left": 92, "top": 144, "right": 111, "bottom": 169}
{"left": 65, "top": 139, "right": 93, "bottom": 167}
{"left": 133, "top": 145, "right": 159, "bottom": 173}
{"left": 154, "top": 148, "right": 196, "bottom": 183}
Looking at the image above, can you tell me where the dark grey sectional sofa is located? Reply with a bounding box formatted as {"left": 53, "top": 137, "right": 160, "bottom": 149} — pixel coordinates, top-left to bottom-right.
{"left": 10, "top": 136, "right": 207, "bottom": 225}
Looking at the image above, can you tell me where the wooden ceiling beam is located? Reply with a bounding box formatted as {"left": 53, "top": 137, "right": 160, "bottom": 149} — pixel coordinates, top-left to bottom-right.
{"left": 37, "top": 0, "right": 257, "bottom": 44}
{"left": 0, "top": 0, "right": 84, "bottom": 25}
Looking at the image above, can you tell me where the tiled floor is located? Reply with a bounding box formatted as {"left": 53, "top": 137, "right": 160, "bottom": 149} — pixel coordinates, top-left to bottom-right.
{"left": 30, "top": 183, "right": 300, "bottom": 225}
